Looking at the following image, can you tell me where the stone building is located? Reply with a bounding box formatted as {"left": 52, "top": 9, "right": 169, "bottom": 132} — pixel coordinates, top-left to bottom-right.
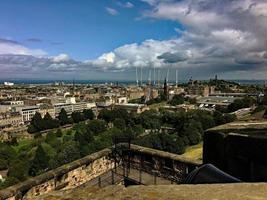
{"left": 0, "top": 112, "right": 23, "bottom": 129}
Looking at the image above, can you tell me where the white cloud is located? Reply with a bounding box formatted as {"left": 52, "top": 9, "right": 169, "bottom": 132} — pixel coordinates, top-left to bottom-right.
{"left": 0, "top": 39, "right": 46, "bottom": 56}
{"left": 118, "top": 1, "right": 134, "bottom": 8}
{"left": 53, "top": 53, "right": 70, "bottom": 62}
{"left": 105, "top": 7, "right": 118, "bottom": 15}
{"left": 2, "top": 0, "right": 267, "bottom": 79}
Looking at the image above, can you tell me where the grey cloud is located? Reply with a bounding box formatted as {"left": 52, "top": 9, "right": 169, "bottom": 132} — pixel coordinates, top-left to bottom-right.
{"left": 2, "top": 0, "right": 267, "bottom": 79}
{"left": 0, "top": 38, "right": 20, "bottom": 45}
{"left": 235, "top": 57, "right": 265, "bottom": 65}
{"left": 157, "top": 52, "right": 188, "bottom": 63}
{"left": 27, "top": 38, "right": 43, "bottom": 43}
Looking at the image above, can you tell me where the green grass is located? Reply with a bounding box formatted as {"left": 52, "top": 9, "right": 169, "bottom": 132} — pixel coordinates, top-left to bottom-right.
{"left": 182, "top": 142, "right": 203, "bottom": 162}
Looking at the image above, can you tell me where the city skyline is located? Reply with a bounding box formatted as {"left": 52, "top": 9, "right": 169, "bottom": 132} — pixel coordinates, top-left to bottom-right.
{"left": 1, "top": 0, "right": 267, "bottom": 80}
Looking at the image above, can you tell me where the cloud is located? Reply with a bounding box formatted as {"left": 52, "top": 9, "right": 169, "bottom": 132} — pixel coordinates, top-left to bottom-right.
{"left": 105, "top": 7, "right": 118, "bottom": 15}
{"left": 53, "top": 54, "right": 70, "bottom": 63}
{"left": 1, "top": 0, "right": 267, "bottom": 79}
{"left": 118, "top": 1, "right": 134, "bottom": 8}
{"left": 0, "top": 38, "right": 46, "bottom": 56}
{"left": 157, "top": 52, "right": 188, "bottom": 63}
{"left": 27, "top": 38, "right": 43, "bottom": 43}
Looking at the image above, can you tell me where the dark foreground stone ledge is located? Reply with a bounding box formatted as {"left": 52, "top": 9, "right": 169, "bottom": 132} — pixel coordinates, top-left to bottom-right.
{"left": 28, "top": 183, "right": 267, "bottom": 200}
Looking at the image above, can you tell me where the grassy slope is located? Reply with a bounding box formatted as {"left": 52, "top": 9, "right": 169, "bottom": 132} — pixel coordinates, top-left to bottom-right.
{"left": 182, "top": 142, "right": 203, "bottom": 162}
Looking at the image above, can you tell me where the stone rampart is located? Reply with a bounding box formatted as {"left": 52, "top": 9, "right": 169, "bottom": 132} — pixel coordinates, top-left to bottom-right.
{"left": 0, "top": 145, "right": 201, "bottom": 200}
{"left": 0, "top": 148, "right": 113, "bottom": 200}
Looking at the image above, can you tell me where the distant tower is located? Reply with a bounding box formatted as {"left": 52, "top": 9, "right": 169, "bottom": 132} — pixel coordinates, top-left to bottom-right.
{"left": 215, "top": 74, "right": 218, "bottom": 81}
{"left": 153, "top": 66, "right": 156, "bottom": 85}
{"left": 157, "top": 69, "right": 160, "bottom": 86}
{"left": 176, "top": 69, "right": 178, "bottom": 86}
{"left": 166, "top": 69, "right": 170, "bottom": 83}
{"left": 163, "top": 78, "right": 169, "bottom": 100}
{"left": 141, "top": 66, "right": 143, "bottom": 86}
{"left": 136, "top": 67, "right": 139, "bottom": 86}
{"left": 148, "top": 69, "right": 152, "bottom": 85}
{"left": 72, "top": 79, "right": 75, "bottom": 95}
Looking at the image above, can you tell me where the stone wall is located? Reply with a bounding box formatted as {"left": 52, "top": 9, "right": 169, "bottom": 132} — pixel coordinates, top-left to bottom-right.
{"left": 128, "top": 145, "right": 201, "bottom": 183}
{"left": 0, "top": 144, "right": 201, "bottom": 200}
{"left": 0, "top": 148, "right": 114, "bottom": 200}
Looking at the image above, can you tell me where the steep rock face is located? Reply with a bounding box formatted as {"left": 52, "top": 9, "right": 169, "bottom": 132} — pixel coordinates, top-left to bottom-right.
{"left": 28, "top": 183, "right": 267, "bottom": 200}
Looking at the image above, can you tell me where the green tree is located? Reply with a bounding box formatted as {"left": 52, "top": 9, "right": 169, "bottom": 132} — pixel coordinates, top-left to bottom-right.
{"left": 169, "top": 94, "right": 184, "bottom": 106}
{"left": 8, "top": 159, "right": 30, "bottom": 181}
{"left": 29, "top": 145, "right": 49, "bottom": 176}
{"left": 83, "top": 109, "right": 95, "bottom": 120}
{"left": 138, "top": 109, "right": 161, "bottom": 129}
{"left": 87, "top": 120, "right": 107, "bottom": 134}
{"left": 71, "top": 111, "right": 84, "bottom": 123}
{"left": 58, "top": 108, "right": 69, "bottom": 125}
{"left": 189, "top": 110, "right": 215, "bottom": 130}
{"left": 0, "top": 143, "right": 16, "bottom": 165}
{"left": 181, "top": 119, "right": 203, "bottom": 145}
{"left": 45, "top": 131, "right": 61, "bottom": 150}
{"left": 113, "top": 118, "right": 126, "bottom": 130}
{"left": 28, "top": 112, "right": 44, "bottom": 133}
{"left": 0, "top": 158, "right": 8, "bottom": 170}
{"left": 43, "top": 112, "right": 60, "bottom": 129}
{"left": 0, "top": 177, "right": 19, "bottom": 190}
{"left": 50, "top": 141, "right": 80, "bottom": 168}
{"left": 98, "top": 109, "right": 113, "bottom": 122}
{"left": 228, "top": 96, "right": 255, "bottom": 112}
{"left": 55, "top": 129, "right": 63, "bottom": 137}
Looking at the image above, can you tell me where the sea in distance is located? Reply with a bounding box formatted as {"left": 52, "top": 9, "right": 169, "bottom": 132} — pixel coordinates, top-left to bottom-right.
{"left": 0, "top": 79, "right": 266, "bottom": 86}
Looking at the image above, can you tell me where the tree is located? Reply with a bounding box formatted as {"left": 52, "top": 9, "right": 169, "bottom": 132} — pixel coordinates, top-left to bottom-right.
{"left": 71, "top": 111, "right": 84, "bottom": 123}
{"left": 45, "top": 131, "right": 61, "bottom": 150}
{"left": 50, "top": 141, "right": 80, "bottom": 168}
{"left": 0, "top": 177, "right": 19, "bottom": 190}
{"left": 28, "top": 112, "right": 44, "bottom": 133}
{"left": 87, "top": 120, "right": 107, "bottom": 134}
{"left": 169, "top": 94, "right": 184, "bottom": 106}
{"left": 139, "top": 109, "right": 161, "bottom": 129}
{"left": 182, "top": 120, "right": 203, "bottom": 145}
{"left": 83, "top": 109, "right": 95, "bottom": 120}
{"left": 58, "top": 108, "right": 69, "bottom": 125}
{"left": 98, "top": 109, "right": 113, "bottom": 122}
{"left": 189, "top": 110, "right": 215, "bottom": 130}
{"left": 43, "top": 112, "right": 60, "bottom": 129}
{"left": 228, "top": 96, "right": 255, "bottom": 112}
{"left": 113, "top": 118, "right": 126, "bottom": 130}
{"left": 0, "top": 143, "right": 16, "bottom": 164}
{"left": 135, "top": 132, "right": 186, "bottom": 155}
{"left": 29, "top": 145, "right": 49, "bottom": 176}
{"left": 27, "top": 124, "right": 38, "bottom": 134}
{"left": 56, "top": 129, "right": 63, "bottom": 137}
{"left": 224, "top": 113, "right": 237, "bottom": 123}
{"left": 8, "top": 159, "right": 30, "bottom": 181}
{"left": 0, "top": 158, "right": 8, "bottom": 170}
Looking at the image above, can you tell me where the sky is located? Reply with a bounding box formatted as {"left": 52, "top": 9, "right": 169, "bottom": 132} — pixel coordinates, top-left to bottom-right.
{"left": 1, "top": 0, "right": 267, "bottom": 81}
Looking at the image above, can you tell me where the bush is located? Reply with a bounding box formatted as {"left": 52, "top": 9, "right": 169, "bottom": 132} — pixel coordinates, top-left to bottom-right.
{"left": 83, "top": 109, "right": 95, "bottom": 120}
{"left": 113, "top": 118, "right": 126, "bottom": 130}
{"left": 169, "top": 94, "right": 184, "bottom": 106}
{"left": 55, "top": 129, "right": 63, "bottom": 137}
{"left": 87, "top": 120, "right": 107, "bottom": 134}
